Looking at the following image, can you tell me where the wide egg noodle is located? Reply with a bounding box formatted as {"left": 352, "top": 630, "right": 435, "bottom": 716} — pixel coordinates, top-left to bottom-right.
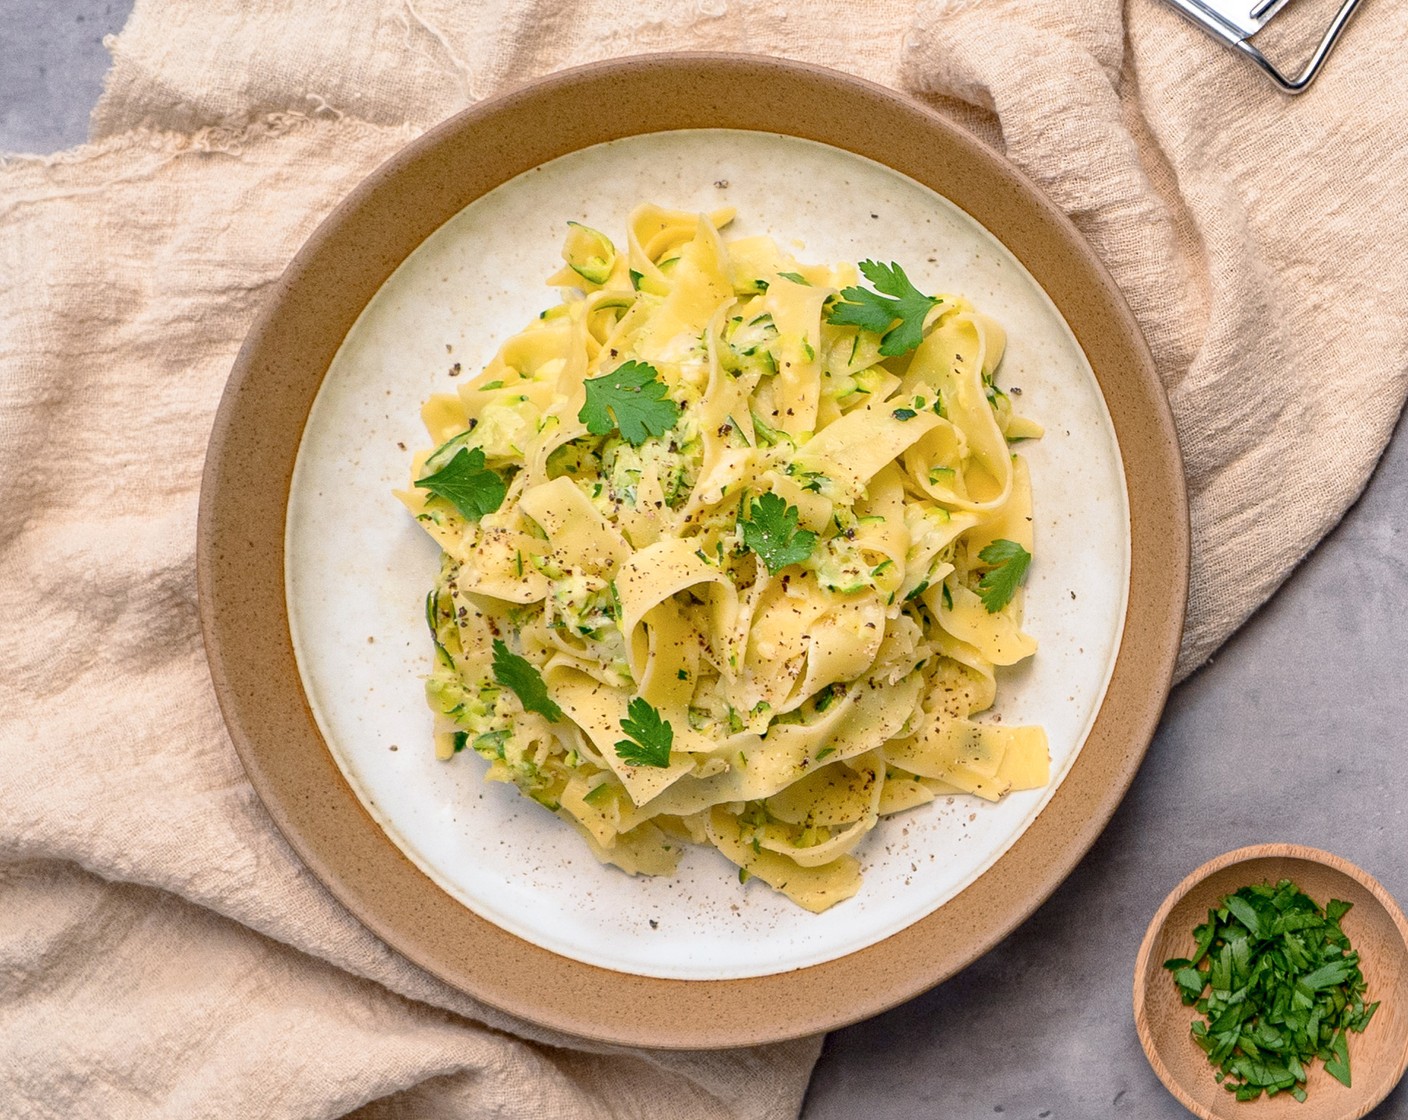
{"left": 517, "top": 476, "right": 630, "bottom": 578}
{"left": 615, "top": 538, "right": 738, "bottom": 688}
{"left": 931, "top": 457, "right": 1038, "bottom": 666}
{"left": 621, "top": 670, "right": 924, "bottom": 824}
{"left": 902, "top": 308, "right": 1013, "bottom": 512}
{"left": 401, "top": 203, "right": 1048, "bottom": 912}
{"left": 790, "top": 396, "right": 944, "bottom": 504}
{"left": 543, "top": 666, "right": 697, "bottom": 805}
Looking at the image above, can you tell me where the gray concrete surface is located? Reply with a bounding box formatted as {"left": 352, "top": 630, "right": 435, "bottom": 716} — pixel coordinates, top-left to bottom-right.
{"left": 5, "top": 4, "right": 1404, "bottom": 1117}
{"left": 0, "top": 3, "right": 126, "bottom": 153}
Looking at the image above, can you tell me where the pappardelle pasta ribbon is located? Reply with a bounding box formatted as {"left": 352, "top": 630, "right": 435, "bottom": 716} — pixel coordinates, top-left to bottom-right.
{"left": 399, "top": 204, "right": 1048, "bottom": 912}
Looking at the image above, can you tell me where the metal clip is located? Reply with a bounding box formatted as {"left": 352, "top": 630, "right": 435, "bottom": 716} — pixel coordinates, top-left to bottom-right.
{"left": 1157, "top": 0, "right": 1367, "bottom": 93}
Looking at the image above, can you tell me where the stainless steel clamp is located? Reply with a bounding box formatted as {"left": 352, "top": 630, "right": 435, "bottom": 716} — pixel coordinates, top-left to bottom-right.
{"left": 1157, "top": 0, "right": 1367, "bottom": 93}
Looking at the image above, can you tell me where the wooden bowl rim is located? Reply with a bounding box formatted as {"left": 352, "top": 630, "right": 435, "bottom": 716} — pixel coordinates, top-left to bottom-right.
{"left": 1133, "top": 843, "right": 1408, "bottom": 1120}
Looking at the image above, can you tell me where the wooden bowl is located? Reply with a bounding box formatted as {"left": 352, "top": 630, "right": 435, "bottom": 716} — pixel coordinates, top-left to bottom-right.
{"left": 1135, "top": 845, "right": 1408, "bottom": 1119}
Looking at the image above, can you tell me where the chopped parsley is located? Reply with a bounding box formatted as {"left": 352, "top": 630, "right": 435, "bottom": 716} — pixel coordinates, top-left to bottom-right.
{"left": 976, "top": 539, "right": 1032, "bottom": 613}
{"left": 578, "top": 360, "right": 681, "bottom": 447}
{"left": 740, "top": 492, "right": 818, "bottom": 575}
{"left": 1164, "top": 880, "right": 1379, "bottom": 1103}
{"left": 414, "top": 446, "right": 505, "bottom": 522}
{"left": 614, "top": 697, "right": 673, "bottom": 768}
{"left": 491, "top": 638, "right": 563, "bottom": 721}
{"left": 777, "top": 271, "right": 809, "bottom": 285}
{"left": 825, "top": 260, "right": 940, "bottom": 356}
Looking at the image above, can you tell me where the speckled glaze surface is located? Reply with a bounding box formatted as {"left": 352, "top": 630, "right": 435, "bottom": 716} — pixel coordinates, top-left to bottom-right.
{"left": 1135, "top": 845, "right": 1408, "bottom": 1120}
{"left": 198, "top": 53, "right": 1188, "bottom": 1047}
{"left": 286, "top": 127, "right": 1127, "bottom": 981}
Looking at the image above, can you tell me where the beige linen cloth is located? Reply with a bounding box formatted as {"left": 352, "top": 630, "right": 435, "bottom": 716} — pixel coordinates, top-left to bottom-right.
{"left": 2, "top": 0, "right": 1405, "bottom": 1115}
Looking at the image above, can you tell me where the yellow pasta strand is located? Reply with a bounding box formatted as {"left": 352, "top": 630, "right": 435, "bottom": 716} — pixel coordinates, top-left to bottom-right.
{"left": 400, "top": 203, "right": 1046, "bottom": 911}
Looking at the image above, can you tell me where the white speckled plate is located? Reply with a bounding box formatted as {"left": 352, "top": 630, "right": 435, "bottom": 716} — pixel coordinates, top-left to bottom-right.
{"left": 200, "top": 54, "right": 1186, "bottom": 1047}
{"left": 288, "top": 128, "right": 1126, "bottom": 981}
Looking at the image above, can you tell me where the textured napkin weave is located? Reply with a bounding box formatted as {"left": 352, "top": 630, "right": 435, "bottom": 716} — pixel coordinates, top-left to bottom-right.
{"left": 2, "top": 0, "right": 1405, "bottom": 1116}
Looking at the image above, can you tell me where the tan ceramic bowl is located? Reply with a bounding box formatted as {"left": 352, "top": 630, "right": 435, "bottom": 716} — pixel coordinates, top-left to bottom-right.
{"left": 1135, "top": 845, "right": 1408, "bottom": 1119}
{"left": 199, "top": 53, "right": 1188, "bottom": 1047}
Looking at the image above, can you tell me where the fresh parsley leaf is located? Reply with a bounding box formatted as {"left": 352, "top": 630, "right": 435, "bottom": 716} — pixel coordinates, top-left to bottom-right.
{"left": 414, "top": 446, "right": 505, "bottom": 521}
{"left": 578, "top": 360, "right": 681, "bottom": 446}
{"left": 777, "top": 271, "right": 810, "bottom": 285}
{"left": 1173, "top": 968, "right": 1206, "bottom": 999}
{"left": 825, "top": 260, "right": 940, "bottom": 356}
{"left": 1324, "top": 1030, "right": 1351, "bottom": 1087}
{"left": 976, "top": 539, "right": 1032, "bottom": 613}
{"left": 1225, "top": 894, "right": 1263, "bottom": 938}
{"left": 491, "top": 638, "right": 563, "bottom": 721}
{"left": 740, "top": 492, "right": 817, "bottom": 575}
{"left": 1325, "top": 899, "right": 1353, "bottom": 923}
{"left": 614, "top": 696, "right": 673, "bottom": 768}
{"left": 1299, "top": 960, "right": 1355, "bottom": 992}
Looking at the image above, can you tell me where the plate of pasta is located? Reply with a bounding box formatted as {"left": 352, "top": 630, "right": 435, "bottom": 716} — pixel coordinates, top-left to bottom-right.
{"left": 199, "top": 54, "right": 1187, "bottom": 1047}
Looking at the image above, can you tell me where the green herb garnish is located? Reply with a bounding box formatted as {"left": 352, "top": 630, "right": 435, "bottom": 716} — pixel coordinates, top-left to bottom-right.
{"left": 777, "top": 271, "right": 810, "bottom": 285}
{"left": 614, "top": 697, "right": 673, "bottom": 768}
{"left": 825, "top": 260, "right": 940, "bottom": 356}
{"left": 740, "top": 492, "right": 817, "bottom": 575}
{"left": 578, "top": 360, "right": 681, "bottom": 446}
{"left": 975, "top": 539, "right": 1031, "bottom": 613}
{"left": 491, "top": 638, "right": 563, "bottom": 721}
{"left": 414, "top": 446, "right": 505, "bottom": 522}
{"left": 1163, "top": 879, "right": 1379, "bottom": 1103}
